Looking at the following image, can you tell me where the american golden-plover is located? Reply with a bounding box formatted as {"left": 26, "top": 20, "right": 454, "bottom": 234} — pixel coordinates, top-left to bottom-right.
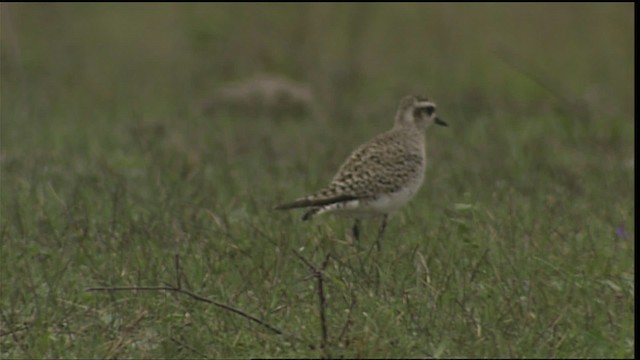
{"left": 275, "top": 95, "right": 447, "bottom": 250}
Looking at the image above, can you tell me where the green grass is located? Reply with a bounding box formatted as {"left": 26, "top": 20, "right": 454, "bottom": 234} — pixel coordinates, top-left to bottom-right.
{"left": 0, "top": 3, "right": 634, "bottom": 358}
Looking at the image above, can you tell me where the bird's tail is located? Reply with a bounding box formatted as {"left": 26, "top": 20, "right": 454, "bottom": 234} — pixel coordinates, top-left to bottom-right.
{"left": 274, "top": 193, "right": 360, "bottom": 221}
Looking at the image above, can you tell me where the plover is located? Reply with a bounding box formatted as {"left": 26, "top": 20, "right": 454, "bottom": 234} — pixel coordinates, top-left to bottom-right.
{"left": 275, "top": 95, "right": 447, "bottom": 250}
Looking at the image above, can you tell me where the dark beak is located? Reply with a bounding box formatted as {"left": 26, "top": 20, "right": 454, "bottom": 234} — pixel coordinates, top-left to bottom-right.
{"left": 435, "top": 116, "right": 448, "bottom": 127}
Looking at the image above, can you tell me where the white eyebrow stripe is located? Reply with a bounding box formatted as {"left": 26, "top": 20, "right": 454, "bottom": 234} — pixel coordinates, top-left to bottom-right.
{"left": 416, "top": 101, "right": 436, "bottom": 108}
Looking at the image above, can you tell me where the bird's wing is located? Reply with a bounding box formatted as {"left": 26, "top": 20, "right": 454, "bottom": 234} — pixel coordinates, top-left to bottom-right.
{"left": 328, "top": 131, "right": 424, "bottom": 197}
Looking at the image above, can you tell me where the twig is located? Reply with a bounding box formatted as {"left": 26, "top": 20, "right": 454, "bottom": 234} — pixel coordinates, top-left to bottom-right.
{"left": 292, "top": 250, "right": 331, "bottom": 357}
{"left": 87, "top": 254, "right": 285, "bottom": 337}
{"left": 291, "top": 249, "right": 316, "bottom": 271}
{"left": 337, "top": 290, "right": 357, "bottom": 346}
{"left": 317, "top": 254, "right": 330, "bottom": 351}
{"left": 86, "top": 285, "right": 283, "bottom": 335}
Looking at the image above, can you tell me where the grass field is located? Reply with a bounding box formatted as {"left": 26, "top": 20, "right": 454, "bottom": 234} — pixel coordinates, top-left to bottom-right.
{"left": 0, "top": 3, "right": 634, "bottom": 358}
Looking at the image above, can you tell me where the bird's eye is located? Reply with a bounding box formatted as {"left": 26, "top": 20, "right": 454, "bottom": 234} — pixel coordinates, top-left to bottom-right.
{"left": 424, "top": 106, "right": 435, "bottom": 116}
{"left": 413, "top": 105, "right": 436, "bottom": 118}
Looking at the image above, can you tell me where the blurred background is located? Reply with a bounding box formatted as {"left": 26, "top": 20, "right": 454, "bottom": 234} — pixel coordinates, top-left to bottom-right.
{"left": 2, "top": 3, "right": 633, "bottom": 121}
{"left": 1, "top": 2, "right": 634, "bottom": 233}
{"left": 1, "top": 3, "right": 634, "bottom": 201}
{"left": 0, "top": 3, "right": 634, "bottom": 358}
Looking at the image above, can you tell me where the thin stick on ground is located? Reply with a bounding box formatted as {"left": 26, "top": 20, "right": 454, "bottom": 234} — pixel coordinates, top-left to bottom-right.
{"left": 337, "top": 289, "right": 357, "bottom": 346}
{"left": 86, "top": 254, "right": 285, "bottom": 337}
{"left": 292, "top": 250, "right": 331, "bottom": 356}
{"left": 87, "top": 285, "right": 283, "bottom": 335}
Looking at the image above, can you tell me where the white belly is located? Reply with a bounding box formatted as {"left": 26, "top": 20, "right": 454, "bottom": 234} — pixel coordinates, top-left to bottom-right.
{"left": 364, "top": 177, "right": 424, "bottom": 214}
{"left": 331, "top": 171, "right": 425, "bottom": 217}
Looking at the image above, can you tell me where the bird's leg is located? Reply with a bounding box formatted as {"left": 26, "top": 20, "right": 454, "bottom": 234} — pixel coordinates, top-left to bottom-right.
{"left": 352, "top": 219, "right": 361, "bottom": 242}
{"left": 375, "top": 214, "right": 388, "bottom": 251}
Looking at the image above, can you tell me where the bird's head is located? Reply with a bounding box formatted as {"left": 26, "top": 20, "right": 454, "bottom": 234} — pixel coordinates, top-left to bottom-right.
{"left": 395, "top": 95, "right": 447, "bottom": 130}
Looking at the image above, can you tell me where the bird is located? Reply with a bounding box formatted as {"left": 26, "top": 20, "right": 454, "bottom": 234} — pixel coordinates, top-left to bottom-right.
{"left": 275, "top": 94, "right": 447, "bottom": 250}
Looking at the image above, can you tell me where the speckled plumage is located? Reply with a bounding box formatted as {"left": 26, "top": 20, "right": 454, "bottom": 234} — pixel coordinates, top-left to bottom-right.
{"left": 275, "top": 94, "right": 447, "bottom": 248}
